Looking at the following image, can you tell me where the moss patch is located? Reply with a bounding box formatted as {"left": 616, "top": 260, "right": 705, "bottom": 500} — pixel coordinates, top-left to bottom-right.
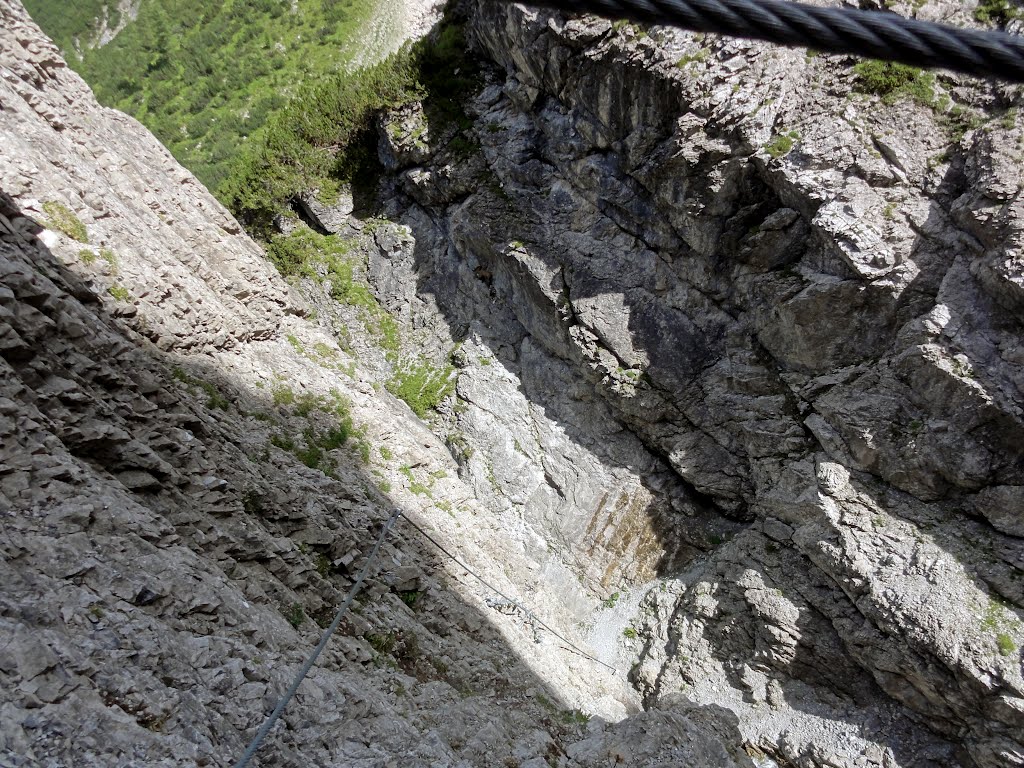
{"left": 43, "top": 201, "right": 88, "bottom": 242}
{"left": 852, "top": 60, "right": 938, "bottom": 108}
{"left": 765, "top": 130, "right": 799, "bottom": 159}
{"left": 386, "top": 357, "right": 456, "bottom": 419}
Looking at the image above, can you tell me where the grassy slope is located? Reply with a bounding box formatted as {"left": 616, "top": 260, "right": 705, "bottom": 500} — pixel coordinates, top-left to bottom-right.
{"left": 25, "top": 0, "right": 379, "bottom": 194}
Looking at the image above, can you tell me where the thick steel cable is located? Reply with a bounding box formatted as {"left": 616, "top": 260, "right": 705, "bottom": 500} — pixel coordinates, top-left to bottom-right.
{"left": 233, "top": 508, "right": 401, "bottom": 768}
{"left": 503, "top": 0, "right": 1024, "bottom": 82}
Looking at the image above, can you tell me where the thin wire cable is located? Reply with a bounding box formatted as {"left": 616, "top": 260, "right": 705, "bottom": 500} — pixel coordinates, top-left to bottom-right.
{"left": 499, "top": 0, "right": 1024, "bottom": 82}
{"left": 396, "top": 512, "right": 618, "bottom": 674}
{"left": 233, "top": 508, "right": 402, "bottom": 768}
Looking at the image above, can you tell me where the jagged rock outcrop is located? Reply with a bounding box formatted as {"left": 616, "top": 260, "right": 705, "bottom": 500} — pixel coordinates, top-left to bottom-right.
{"left": 310, "top": 1, "right": 1023, "bottom": 766}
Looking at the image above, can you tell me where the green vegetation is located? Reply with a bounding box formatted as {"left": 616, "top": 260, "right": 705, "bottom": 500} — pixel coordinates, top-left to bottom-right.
{"left": 765, "top": 130, "right": 799, "bottom": 159}
{"left": 602, "top": 592, "right": 621, "bottom": 610}
{"left": 42, "top": 201, "right": 88, "bottom": 242}
{"left": 941, "top": 105, "right": 987, "bottom": 143}
{"left": 622, "top": 627, "right": 638, "bottom": 639}
{"left": 982, "top": 597, "right": 1020, "bottom": 657}
{"left": 23, "top": 0, "right": 115, "bottom": 54}
{"left": 398, "top": 590, "right": 422, "bottom": 609}
{"left": 447, "top": 431, "right": 473, "bottom": 463}
{"left": 221, "top": 11, "right": 480, "bottom": 233}
{"left": 27, "top": 0, "right": 380, "bottom": 193}
{"left": 974, "top": 0, "right": 1024, "bottom": 24}
{"left": 399, "top": 465, "right": 432, "bottom": 497}
{"left": 386, "top": 357, "right": 456, "bottom": 418}
{"left": 676, "top": 48, "right": 709, "bottom": 68}
{"left": 171, "top": 365, "right": 231, "bottom": 410}
{"left": 272, "top": 383, "right": 296, "bottom": 407}
{"left": 365, "top": 630, "right": 397, "bottom": 655}
{"left": 285, "top": 602, "right": 305, "bottom": 629}
{"left": 294, "top": 424, "right": 350, "bottom": 468}
{"left": 242, "top": 489, "right": 265, "bottom": 515}
{"left": 315, "top": 553, "right": 332, "bottom": 578}
{"left": 79, "top": 249, "right": 98, "bottom": 265}
{"left": 267, "top": 387, "right": 370, "bottom": 472}
{"left": 996, "top": 633, "right": 1017, "bottom": 657}
{"left": 560, "top": 709, "right": 591, "bottom": 725}
{"left": 107, "top": 283, "right": 131, "bottom": 302}
{"left": 267, "top": 229, "right": 399, "bottom": 353}
{"left": 852, "top": 60, "right": 938, "bottom": 107}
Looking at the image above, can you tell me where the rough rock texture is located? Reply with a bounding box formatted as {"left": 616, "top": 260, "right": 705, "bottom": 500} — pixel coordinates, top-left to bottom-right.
{"left": 0, "top": 2, "right": 761, "bottom": 766}
{"left": 4, "top": 0, "right": 1024, "bottom": 765}
{"left": 310, "top": 1, "right": 1024, "bottom": 766}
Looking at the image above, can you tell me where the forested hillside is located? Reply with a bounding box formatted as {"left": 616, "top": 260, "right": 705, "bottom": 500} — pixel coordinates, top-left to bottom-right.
{"left": 24, "top": 0, "right": 379, "bottom": 193}
{"left": 22, "top": 0, "right": 119, "bottom": 53}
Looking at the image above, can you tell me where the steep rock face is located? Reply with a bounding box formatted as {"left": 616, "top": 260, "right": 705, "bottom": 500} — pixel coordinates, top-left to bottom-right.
{"left": 339, "top": 1, "right": 1024, "bottom": 765}
{"left": 5, "top": 0, "right": 1024, "bottom": 764}
{"left": 0, "top": 2, "right": 767, "bottom": 766}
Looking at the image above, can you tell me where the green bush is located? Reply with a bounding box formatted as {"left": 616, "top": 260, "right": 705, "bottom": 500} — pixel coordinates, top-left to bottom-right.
{"left": 765, "top": 130, "right": 799, "bottom": 159}
{"left": 560, "top": 709, "right": 591, "bottom": 725}
{"left": 365, "top": 630, "right": 397, "bottom": 655}
{"left": 272, "top": 384, "right": 296, "bottom": 406}
{"left": 996, "top": 632, "right": 1017, "bottom": 657}
{"left": 266, "top": 229, "right": 400, "bottom": 354}
{"left": 386, "top": 358, "right": 456, "bottom": 418}
{"left": 268, "top": 388, "right": 360, "bottom": 474}
{"left": 398, "top": 590, "right": 422, "bottom": 609}
{"left": 975, "top": 0, "right": 1024, "bottom": 24}
{"left": 170, "top": 366, "right": 231, "bottom": 409}
{"left": 852, "top": 60, "right": 937, "bottom": 107}
{"left": 107, "top": 283, "right": 131, "bottom": 302}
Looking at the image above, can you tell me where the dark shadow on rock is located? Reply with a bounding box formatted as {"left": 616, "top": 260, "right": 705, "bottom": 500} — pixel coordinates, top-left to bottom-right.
{"left": 0, "top": 190, "right": 764, "bottom": 768}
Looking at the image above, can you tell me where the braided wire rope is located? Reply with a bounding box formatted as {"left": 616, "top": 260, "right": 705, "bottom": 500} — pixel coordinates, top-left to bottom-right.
{"left": 233, "top": 508, "right": 402, "bottom": 768}
{"left": 502, "top": 0, "right": 1024, "bottom": 82}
